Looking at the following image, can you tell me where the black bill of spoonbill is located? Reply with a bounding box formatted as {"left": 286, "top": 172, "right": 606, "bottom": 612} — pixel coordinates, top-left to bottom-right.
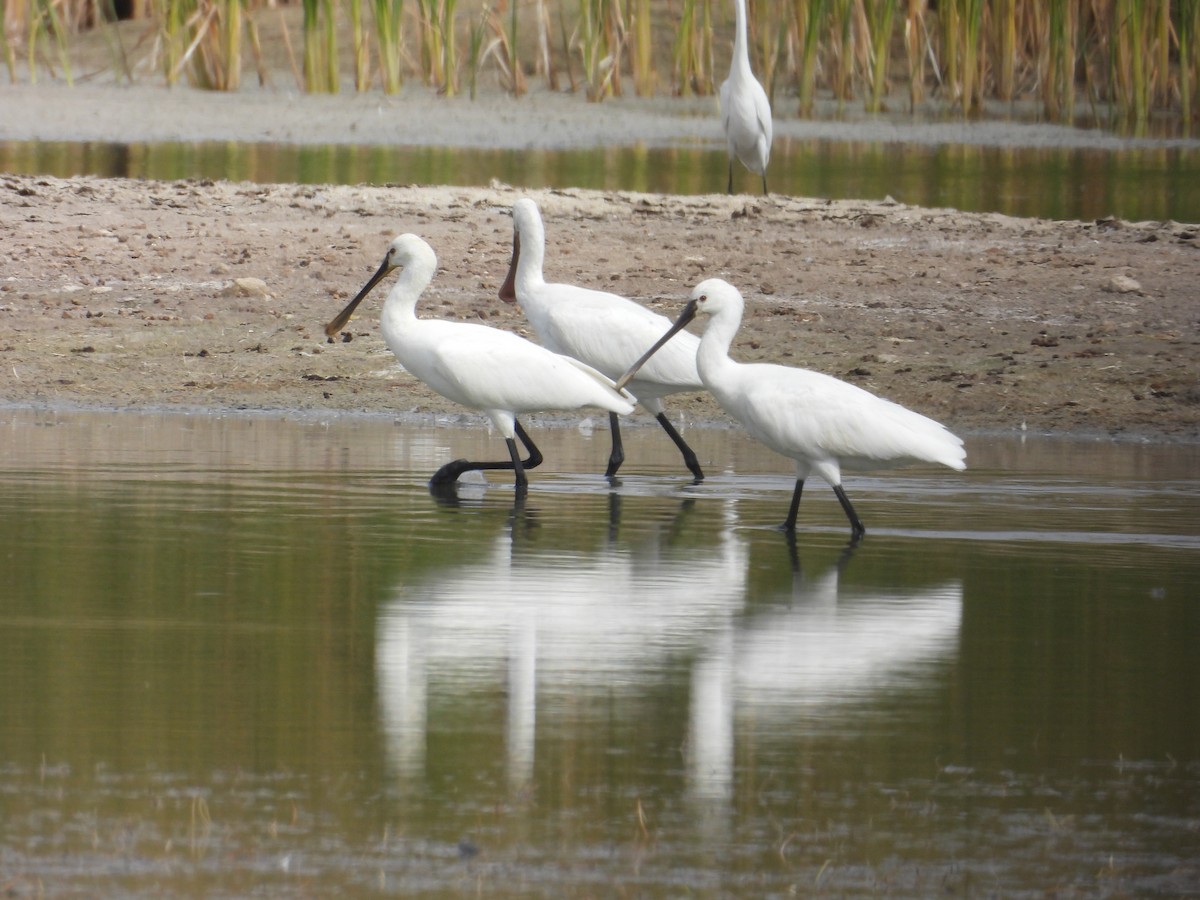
{"left": 720, "top": 0, "right": 772, "bottom": 195}
{"left": 618, "top": 279, "right": 967, "bottom": 538}
{"left": 499, "top": 198, "right": 706, "bottom": 481}
{"left": 324, "top": 234, "right": 635, "bottom": 492}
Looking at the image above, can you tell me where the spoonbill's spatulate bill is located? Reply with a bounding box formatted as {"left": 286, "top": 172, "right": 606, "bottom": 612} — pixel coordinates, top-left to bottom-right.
{"left": 619, "top": 279, "right": 966, "bottom": 537}
{"left": 324, "top": 234, "right": 634, "bottom": 491}
{"left": 499, "top": 198, "right": 706, "bottom": 481}
{"left": 720, "top": 0, "right": 772, "bottom": 195}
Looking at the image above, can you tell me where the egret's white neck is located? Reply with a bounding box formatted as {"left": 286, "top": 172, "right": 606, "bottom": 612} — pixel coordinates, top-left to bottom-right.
{"left": 731, "top": 0, "right": 752, "bottom": 77}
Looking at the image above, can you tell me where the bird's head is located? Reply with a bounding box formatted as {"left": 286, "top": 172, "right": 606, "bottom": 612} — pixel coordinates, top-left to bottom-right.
{"left": 689, "top": 278, "right": 742, "bottom": 317}
{"left": 500, "top": 199, "right": 541, "bottom": 304}
{"left": 324, "top": 234, "right": 436, "bottom": 338}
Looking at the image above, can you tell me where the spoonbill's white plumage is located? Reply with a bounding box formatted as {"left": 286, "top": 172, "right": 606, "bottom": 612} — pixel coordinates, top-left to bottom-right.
{"left": 720, "top": 0, "right": 772, "bottom": 194}
{"left": 499, "top": 198, "right": 706, "bottom": 480}
{"left": 325, "top": 234, "right": 634, "bottom": 491}
{"left": 620, "top": 278, "right": 966, "bottom": 537}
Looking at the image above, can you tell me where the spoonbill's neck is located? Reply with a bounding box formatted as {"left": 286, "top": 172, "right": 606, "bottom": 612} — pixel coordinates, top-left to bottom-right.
{"left": 696, "top": 303, "right": 744, "bottom": 381}
{"left": 516, "top": 222, "right": 548, "bottom": 293}
{"left": 381, "top": 264, "right": 432, "bottom": 336}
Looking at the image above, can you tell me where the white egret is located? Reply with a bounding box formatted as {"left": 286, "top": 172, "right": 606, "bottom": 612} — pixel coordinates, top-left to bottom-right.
{"left": 720, "top": 0, "right": 772, "bottom": 194}
{"left": 619, "top": 278, "right": 967, "bottom": 537}
{"left": 325, "top": 234, "right": 634, "bottom": 491}
{"left": 499, "top": 198, "right": 706, "bottom": 480}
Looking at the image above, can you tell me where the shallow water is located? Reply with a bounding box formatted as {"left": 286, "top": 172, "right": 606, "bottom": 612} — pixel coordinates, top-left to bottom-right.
{"left": 2, "top": 408, "right": 1198, "bottom": 897}
{"left": 3, "top": 137, "right": 1199, "bottom": 222}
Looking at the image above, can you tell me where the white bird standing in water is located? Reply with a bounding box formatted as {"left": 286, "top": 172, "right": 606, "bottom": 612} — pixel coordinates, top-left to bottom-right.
{"left": 720, "top": 0, "right": 772, "bottom": 194}
{"left": 499, "top": 198, "right": 706, "bottom": 481}
{"left": 619, "top": 279, "right": 966, "bottom": 538}
{"left": 325, "top": 234, "right": 634, "bottom": 491}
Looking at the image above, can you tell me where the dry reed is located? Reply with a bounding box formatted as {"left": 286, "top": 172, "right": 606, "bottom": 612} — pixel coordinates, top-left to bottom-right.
{"left": 1, "top": 0, "right": 1195, "bottom": 128}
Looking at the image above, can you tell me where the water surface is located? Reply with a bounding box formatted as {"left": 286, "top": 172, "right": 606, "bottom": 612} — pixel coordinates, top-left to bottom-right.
{"left": 2, "top": 408, "right": 1198, "bottom": 896}
{"left": 3, "top": 138, "right": 1198, "bottom": 222}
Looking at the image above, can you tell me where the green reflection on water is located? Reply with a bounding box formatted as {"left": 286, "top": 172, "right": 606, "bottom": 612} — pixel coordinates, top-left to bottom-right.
{"left": 1, "top": 410, "right": 1199, "bottom": 895}
{"left": 3, "top": 138, "right": 1199, "bottom": 221}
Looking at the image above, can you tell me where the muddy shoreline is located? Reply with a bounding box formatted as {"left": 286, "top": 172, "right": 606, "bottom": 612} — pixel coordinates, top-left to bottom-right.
{"left": 4, "top": 163, "right": 1198, "bottom": 443}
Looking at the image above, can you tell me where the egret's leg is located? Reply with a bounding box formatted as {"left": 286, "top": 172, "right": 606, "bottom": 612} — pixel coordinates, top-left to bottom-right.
{"left": 761, "top": 172, "right": 769, "bottom": 196}
{"left": 727, "top": 160, "right": 735, "bottom": 194}
{"left": 833, "top": 484, "right": 866, "bottom": 539}
{"left": 604, "top": 412, "right": 625, "bottom": 478}
{"left": 655, "top": 412, "right": 704, "bottom": 481}
{"left": 783, "top": 479, "right": 805, "bottom": 532}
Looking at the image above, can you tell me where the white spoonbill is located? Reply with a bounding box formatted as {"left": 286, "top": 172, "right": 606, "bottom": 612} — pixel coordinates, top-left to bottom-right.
{"left": 499, "top": 198, "right": 706, "bottom": 481}
{"left": 619, "top": 279, "right": 966, "bottom": 537}
{"left": 324, "top": 234, "right": 634, "bottom": 491}
{"left": 720, "top": 0, "right": 772, "bottom": 194}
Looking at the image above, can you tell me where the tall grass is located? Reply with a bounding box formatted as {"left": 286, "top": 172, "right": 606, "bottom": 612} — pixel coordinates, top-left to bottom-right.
{"left": 574, "top": 0, "right": 624, "bottom": 99}
{"left": 416, "top": 0, "right": 458, "bottom": 93}
{"left": 672, "top": 0, "right": 713, "bottom": 95}
{"left": 1042, "top": 0, "right": 1078, "bottom": 121}
{"left": 4, "top": 0, "right": 1198, "bottom": 130}
{"left": 992, "top": 0, "right": 1014, "bottom": 100}
{"left": 1182, "top": 0, "right": 1200, "bottom": 125}
{"left": 863, "top": 0, "right": 895, "bottom": 112}
{"left": 629, "top": 0, "right": 653, "bottom": 93}
{"left": 372, "top": 0, "right": 403, "bottom": 92}
{"left": 902, "top": 0, "right": 928, "bottom": 109}
{"left": 792, "top": 0, "right": 827, "bottom": 114}
{"left": 301, "top": 0, "right": 339, "bottom": 91}
{"left": 28, "top": 0, "right": 75, "bottom": 84}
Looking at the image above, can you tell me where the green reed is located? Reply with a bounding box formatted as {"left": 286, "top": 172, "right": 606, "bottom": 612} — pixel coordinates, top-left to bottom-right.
{"left": 575, "top": 0, "right": 623, "bottom": 99}
{"left": 958, "top": 0, "right": 984, "bottom": 112}
{"left": 372, "top": 0, "right": 403, "bottom": 92}
{"left": 301, "top": 0, "right": 339, "bottom": 91}
{"left": 792, "top": 0, "right": 826, "bottom": 113}
{"left": 1042, "top": 0, "right": 1077, "bottom": 121}
{"left": 508, "top": 0, "right": 525, "bottom": 93}
{"left": 671, "top": 0, "right": 713, "bottom": 95}
{"left": 28, "top": 0, "right": 74, "bottom": 84}
{"left": 465, "top": 3, "right": 486, "bottom": 96}
{"left": 349, "top": 0, "right": 368, "bottom": 89}
{"left": 863, "top": 0, "right": 895, "bottom": 112}
{"left": 827, "top": 0, "right": 853, "bottom": 103}
{"left": 629, "top": 0, "right": 654, "bottom": 94}
{"left": 416, "top": 0, "right": 457, "bottom": 93}
{"left": 1112, "top": 0, "right": 1149, "bottom": 125}
{"left": 1182, "top": 0, "right": 1199, "bottom": 125}
{"left": 992, "top": 0, "right": 1014, "bottom": 100}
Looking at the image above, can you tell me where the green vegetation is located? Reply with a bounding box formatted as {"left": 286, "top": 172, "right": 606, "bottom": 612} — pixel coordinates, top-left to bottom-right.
{"left": 1, "top": 0, "right": 1197, "bottom": 128}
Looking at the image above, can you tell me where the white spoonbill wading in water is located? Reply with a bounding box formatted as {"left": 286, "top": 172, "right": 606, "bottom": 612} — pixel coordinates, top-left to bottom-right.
{"left": 618, "top": 279, "right": 967, "bottom": 538}
{"left": 324, "top": 234, "right": 634, "bottom": 491}
{"left": 720, "top": 0, "right": 772, "bottom": 194}
{"left": 499, "top": 198, "right": 706, "bottom": 481}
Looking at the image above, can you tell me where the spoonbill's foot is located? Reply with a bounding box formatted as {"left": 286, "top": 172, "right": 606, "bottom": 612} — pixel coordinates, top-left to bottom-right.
{"left": 430, "top": 458, "right": 474, "bottom": 486}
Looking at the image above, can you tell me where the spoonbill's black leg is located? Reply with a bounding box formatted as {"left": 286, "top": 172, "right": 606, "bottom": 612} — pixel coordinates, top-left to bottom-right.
{"left": 833, "top": 484, "right": 866, "bottom": 540}
{"left": 782, "top": 479, "right": 806, "bottom": 533}
{"left": 605, "top": 412, "right": 625, "bottom": 478}
{"left": 655, "top": 413, "right": 704, "bottom": 482}
{"left": 429, "top": 420, "right": 543, "bottom": 489}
